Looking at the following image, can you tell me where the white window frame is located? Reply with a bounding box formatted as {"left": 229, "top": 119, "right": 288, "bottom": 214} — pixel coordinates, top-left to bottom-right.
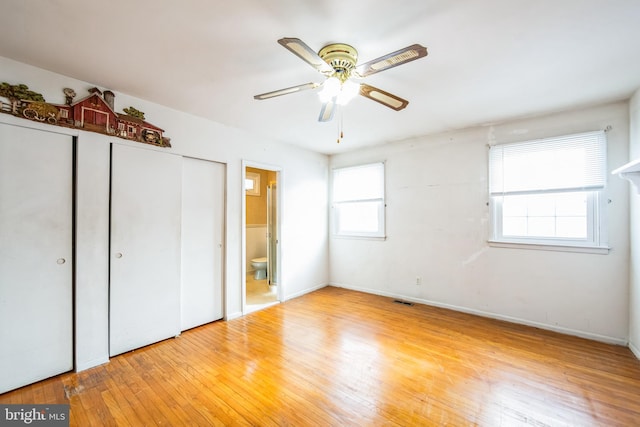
{"left": 488, "top": 131, "right": 609, "bottom": 254}
{"left": 331, "top": 162, "right": 386, "bottom": 239}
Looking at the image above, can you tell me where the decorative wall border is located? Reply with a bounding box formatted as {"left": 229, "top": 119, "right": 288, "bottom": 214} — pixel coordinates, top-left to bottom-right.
{"left": 0, "top": 82, "right": 171, "bottom": 147}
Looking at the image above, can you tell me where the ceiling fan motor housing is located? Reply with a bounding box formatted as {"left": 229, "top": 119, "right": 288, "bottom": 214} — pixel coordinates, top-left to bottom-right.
{"left": 318, "top": 43, "right": 358, "bottom": 81}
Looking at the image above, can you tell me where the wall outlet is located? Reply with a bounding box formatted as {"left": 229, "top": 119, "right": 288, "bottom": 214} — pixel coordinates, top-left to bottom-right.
{"left": 416, "top": 276, "right": 422, "bottom": 285}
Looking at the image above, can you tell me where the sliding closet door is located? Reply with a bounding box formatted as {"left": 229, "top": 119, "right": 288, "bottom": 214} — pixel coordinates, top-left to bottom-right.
{"left": 110, "top": 144, "right": 182, "bottom": 356}
{"left": 0, "top": 123, "right": 73, "bottom": 393}
{"left": 181, "top": 158, "right": 225, "bottom": 331}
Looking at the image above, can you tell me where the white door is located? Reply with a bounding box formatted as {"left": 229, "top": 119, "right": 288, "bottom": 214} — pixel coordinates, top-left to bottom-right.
{"left": 110, "top": 144, "right": 182, "bottom": 356}
{"left": 0, "top": 123, "right": 73, "bottom": 393}
{"left": 181, "top": 157, "right": 225, "bottom": 330}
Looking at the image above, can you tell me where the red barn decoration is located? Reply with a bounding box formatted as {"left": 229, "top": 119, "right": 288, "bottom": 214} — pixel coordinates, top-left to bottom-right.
{"left": 0, "top": 83, "right": 171, "bottom": 147}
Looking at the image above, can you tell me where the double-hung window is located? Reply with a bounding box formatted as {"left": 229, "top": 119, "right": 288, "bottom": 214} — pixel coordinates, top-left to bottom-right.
{"left": 489, "top": 131, "right": 607, "bottom": 251}
{"left": 331, "top": 162, "right": 385, "bottom": 238}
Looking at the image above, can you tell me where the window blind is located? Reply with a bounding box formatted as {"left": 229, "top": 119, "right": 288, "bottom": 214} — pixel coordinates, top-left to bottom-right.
{"left": 489, "top": 131, "right": 607, "bottom": 196}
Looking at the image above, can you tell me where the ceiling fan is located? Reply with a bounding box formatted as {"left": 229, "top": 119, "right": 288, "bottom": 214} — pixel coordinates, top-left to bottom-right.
{"left": 254, "top": 38, "right": 428, "bottom": 122}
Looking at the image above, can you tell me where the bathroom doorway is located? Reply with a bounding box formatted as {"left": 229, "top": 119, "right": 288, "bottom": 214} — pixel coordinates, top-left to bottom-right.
{"left": 243, "top": 163, "right": 281, "bottom": 313}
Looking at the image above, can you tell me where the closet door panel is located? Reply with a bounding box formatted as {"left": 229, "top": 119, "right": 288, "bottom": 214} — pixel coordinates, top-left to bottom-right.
{"left": 0, "top": 124, "right": 73, "bottom": 393}
{"left": 181, "top": 158, "right": 224, "bottom": 330}
{"left": 110, "top": 144, "right": 181, "bottom": 356}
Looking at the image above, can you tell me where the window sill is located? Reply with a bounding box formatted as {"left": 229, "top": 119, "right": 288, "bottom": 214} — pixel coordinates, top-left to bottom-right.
{"left": 488, "top": 240, "right": 610, "bottom": 255}
{"left": 332, "top": 234, "right": 387, "bottom": 241}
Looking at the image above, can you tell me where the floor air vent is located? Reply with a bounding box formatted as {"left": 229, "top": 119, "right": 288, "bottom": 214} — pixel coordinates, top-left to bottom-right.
{"left": 393, "top": 299, "right": 414, "bottom": 306}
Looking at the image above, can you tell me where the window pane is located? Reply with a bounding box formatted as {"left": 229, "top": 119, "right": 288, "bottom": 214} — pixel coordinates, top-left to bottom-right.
{"left": 499, "top": 191, "right": 589, "bottom": 240}
{"left": 555, "top": 193, "right": 587, "bottom": 216}
{"left": 528, "top": 217, "right": 555, "bottom": 237}
{"left": 502, "top": 196, "right": 527, "bottom": 217}
{"left": 503, "top": 217, "right": 527, "bottom": 236}
{"left": 527, "top": 194, "right": 555, "bottom": 217}
{"left": 556, "top": 217, "right": 586, "bottom": 238}
{"left": 336, "top": 201, "right": 381, "bottom": 234}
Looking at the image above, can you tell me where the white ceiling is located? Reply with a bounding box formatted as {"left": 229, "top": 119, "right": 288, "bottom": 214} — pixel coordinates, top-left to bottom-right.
{"left": 1, "top": 0, "right": 639, "bottom": 155}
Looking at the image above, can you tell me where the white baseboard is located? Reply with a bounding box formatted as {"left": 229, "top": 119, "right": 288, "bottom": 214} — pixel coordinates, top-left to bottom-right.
{"left": 630, "top": 341, "right": 640, "bottom": 360}
{"left": 75, "top": 356, "right": 109, "bottom": 372}
{"left": 283, "top": 283, "right": 329, "bottom": 302}
{"left": 225, "top": 311, "right": 243, "bottom": 321}
{"left": 330, "top": 282, "right": 627, "bottom": 346}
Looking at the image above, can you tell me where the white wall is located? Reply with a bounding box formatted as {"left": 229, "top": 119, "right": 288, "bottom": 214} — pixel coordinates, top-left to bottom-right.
{"left": 629, "top": 89, "right": 640, "bottom": 358}
{"left": 331, "top": 101, "right": 630, "bottom": 344}
{"left": 0, "top": 56, "right": 330, "bottom": 371}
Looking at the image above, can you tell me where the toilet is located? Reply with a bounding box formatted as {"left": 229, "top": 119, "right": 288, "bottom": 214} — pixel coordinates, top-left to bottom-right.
{"left": 250, "top": 257, "right": 267, "bottom": 280}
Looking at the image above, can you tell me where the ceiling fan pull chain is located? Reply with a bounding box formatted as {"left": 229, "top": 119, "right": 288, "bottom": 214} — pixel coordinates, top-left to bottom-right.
{"left": 337, "top": 108, "right": 344, "bottom": 143}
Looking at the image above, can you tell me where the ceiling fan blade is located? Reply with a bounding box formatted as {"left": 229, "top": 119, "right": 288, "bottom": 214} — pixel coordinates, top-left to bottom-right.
{"left": 254, "top": 82, "right": 320, "bottom": 100}
{"left": 359, "top": 84, "right": 409, "bottom": 111}
{"left": 318, "top": 97, "right": 337, "bottom": 122}
{"left": 278, "top": 38, "right": 335, "bottom": 75}
{"left": 355, "top": 44, "right": 427, "bottom": 77}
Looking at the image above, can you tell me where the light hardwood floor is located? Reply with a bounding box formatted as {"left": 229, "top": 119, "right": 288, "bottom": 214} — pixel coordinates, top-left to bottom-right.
{"left": 2, "top": 286, "right": 640, "bottom": 426}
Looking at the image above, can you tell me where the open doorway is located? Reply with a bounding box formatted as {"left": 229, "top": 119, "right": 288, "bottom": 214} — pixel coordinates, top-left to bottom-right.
{"left": 243, "top": 164, "right": 281, "bottom": 313}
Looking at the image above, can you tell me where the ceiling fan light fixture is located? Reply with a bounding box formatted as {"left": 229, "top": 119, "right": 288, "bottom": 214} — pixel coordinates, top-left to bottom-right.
{"left": 319, "top": 78, "right": 360, "bottom": 106}
{"left": 318, "top": 77, "right": 341, "bottom": 103}
{"left": 336, "top": 80, "right": 360, "bottom": 105}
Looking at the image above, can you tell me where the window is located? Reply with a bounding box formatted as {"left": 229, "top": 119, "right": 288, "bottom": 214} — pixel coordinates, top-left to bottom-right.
{"left": 245, "top": 172, "right": 260, "bottom": 196}
{"left": 489, "top": 131, "right": 607, "bottom": 250}
{"left": 332, "top": 162, "right": 385, "bottom": 238}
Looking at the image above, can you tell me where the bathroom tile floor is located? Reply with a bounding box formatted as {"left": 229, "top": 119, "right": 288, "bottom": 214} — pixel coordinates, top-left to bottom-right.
{"left": 246, "top": 276, "right": 278, "bottom": 308}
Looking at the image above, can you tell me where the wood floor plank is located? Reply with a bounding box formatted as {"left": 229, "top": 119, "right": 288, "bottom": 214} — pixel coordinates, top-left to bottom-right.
{"left": 1, "top": 286, "right": 640, "bottom": 425}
